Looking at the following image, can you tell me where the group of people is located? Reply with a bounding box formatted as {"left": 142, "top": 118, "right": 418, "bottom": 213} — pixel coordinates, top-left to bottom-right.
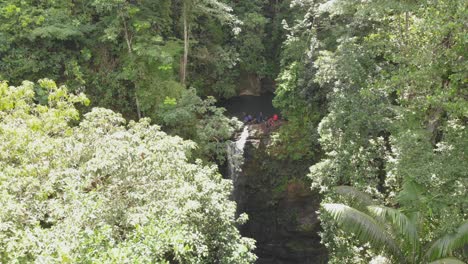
{"left": 242, "top": 112, "right": 279, "bottom": 128}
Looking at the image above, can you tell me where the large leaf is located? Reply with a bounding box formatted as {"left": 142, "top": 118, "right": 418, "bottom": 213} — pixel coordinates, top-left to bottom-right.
{"left": 323, "top": 203, "right": 405, "bottom": 261}
{"left": 425, "top": 221, "right": 468, "bottom": 261}
{"left": 368, "top": 206, "right": 419, "bottom": 259}
{"left": 397, "top": 179, "right": 425, "bottom": 209}
{"left": 333, "top": 186, "right": 376, "bottom": 210}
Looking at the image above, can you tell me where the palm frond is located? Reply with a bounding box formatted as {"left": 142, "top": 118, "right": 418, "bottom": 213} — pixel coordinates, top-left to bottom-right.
{"left": 428, "top": 257, "right": 466, "bottom": 264}
{"left": 333, "top": 186, "right": 376, "bottom": 209}
{"left": 425, "top": 221, "right": 468, "bottom": 261}
{"left": 322, "top": 203, "right": 405, "bottom": 261}
{"left": 368, "top": 205, "right": 419, "bottom": 257}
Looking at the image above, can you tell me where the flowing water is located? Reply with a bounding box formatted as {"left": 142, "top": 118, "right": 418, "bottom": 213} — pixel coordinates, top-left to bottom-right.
{"left": 226, "top": 126, "right": 249, "bottom": 200}
{"left": 222, "top": 93, "right": 276, "bottom": 198}
{"left": 222, "top": 94, "right": 327, "bottom": 263}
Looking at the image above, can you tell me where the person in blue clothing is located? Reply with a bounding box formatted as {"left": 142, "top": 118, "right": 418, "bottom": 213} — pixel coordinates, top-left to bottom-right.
{"left": 256, "top": 112, "right": 265, "bottom": 123}
{"left": 242, "top": 112, "right": 248, "bottom": 123}
{"left": 247, "top": 114, "right": 253, "bottom": 123}
{"left": 243, "top": 112, "right": 253, "bottom": 124}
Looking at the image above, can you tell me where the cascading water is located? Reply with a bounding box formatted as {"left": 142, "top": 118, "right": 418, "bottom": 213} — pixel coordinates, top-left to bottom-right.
{"left": 221, "top": 95, "right": 327, "bottom": 263}
{"left": 226, "top": 125, "right": 249, "bottom": 201}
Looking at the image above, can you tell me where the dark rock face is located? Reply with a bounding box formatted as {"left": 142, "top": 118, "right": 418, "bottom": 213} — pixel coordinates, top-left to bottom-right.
{"left": 218, "top": 92, "right": 278, "bottom": 121}
{"left": 236, "top": 72, "right": 275, "bottom": 96}
{"left": 233, "top": 125, "right": 328, "bottom": 263}
{"left": 238, "top": 72, "right": 262, "bottom": 96}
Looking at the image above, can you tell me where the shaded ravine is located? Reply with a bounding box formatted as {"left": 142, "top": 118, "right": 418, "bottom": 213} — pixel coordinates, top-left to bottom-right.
{"left": 217, "top": 92, "right": 278, "bottom": 120}
{"left": 223, "top": 95, "right": 327, "bottom": 263}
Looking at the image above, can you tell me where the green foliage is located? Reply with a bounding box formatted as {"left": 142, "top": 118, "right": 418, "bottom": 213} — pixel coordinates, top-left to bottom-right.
{"left": 157, "top": 88, "right": 242, "bottom": 163}
{"left": 189, "top": 44, "right": 240, "bottom": 98}
{"left": 272, "top": 0, "right": 468, "bottom": 262}
{"left": 0, "top": 0, "right": 250, "bottom": 173}
{"left": 429, "top": 258, "right": 466, "bottom": 264}
{"left": 271, "top": 62, "right": 323, "bottom": 161}
{"left": 323, "top": 203, "right": 404, "bottom": 261}
{"left": 323, "top": 189, "right": 468, "bottom": 264}
{"left": 0, "top": 80, "right": 256, "bottom": 263}
{"left": 236, "top": 10, "right": 269, "bottom": 75}
{"left": 1, "top": 0, "right": 467, "bottom": 261}
{"left": 0, "top": 0, "right": 246, "bottom": 118}
{"left": 0, "top": 0, "right": 183, "bottom": 119}
{"left": 426, "top": 222, "right": 468, "bottom": 262}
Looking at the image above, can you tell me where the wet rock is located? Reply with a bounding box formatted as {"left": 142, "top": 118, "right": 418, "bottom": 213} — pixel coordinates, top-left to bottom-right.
{"left": 238, "top": 72, "right": 262, "bottom": 96}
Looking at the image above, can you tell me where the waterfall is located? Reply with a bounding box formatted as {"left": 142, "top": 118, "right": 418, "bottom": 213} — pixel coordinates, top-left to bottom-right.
{"left": 227, "top": 126, "right": 249, "bottom": 194}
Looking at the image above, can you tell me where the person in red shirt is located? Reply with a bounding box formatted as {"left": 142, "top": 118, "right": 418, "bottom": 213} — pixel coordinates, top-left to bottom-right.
{"left": 267, "top": 114, "right": 279, "bottom": 128}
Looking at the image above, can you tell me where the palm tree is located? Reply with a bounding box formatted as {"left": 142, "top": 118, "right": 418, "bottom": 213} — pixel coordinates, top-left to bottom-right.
{"left": 322, "top": 185, "right": 468, "bottom": 264}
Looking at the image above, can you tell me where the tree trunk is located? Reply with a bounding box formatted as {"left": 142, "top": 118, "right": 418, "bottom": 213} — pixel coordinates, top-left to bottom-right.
{"left": 181, "top": 2, "right": 189, "bottom": 86}
{"left": 135, "top": 96, "right": 142, "bottom": 119}
{"left": 405, "top": 11, "right": 409, "bottom": 40}
{"left": 397, "top": 14, "right": 404, "bottom": 47}
{"left": 123, "top": 18, "right": 142, "bottom": 119}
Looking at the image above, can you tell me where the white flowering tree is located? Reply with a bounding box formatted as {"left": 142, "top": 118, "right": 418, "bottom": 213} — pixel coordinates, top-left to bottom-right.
{"left": 0, "top": 80, "right": 256, "bottom": 263}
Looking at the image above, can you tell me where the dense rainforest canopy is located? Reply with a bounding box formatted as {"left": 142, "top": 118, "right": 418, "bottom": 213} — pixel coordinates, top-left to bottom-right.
{"left": 0, "top": 0, "right": 467, "bottom": 263}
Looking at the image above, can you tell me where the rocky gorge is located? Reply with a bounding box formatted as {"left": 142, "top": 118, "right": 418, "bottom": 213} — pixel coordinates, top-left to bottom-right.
{"left": 226, "top": 123, "right": 328, "bottom": 263}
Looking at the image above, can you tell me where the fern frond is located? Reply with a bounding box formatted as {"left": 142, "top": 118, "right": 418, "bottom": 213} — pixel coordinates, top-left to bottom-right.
{"left": 323, "top": 203, "right": 405, "bottom": 262}
{"left": 368, "top": 206, "right": 419, "bottom": 258}
{"left": 425, "top": 221, "right": 468, "bottom": 261}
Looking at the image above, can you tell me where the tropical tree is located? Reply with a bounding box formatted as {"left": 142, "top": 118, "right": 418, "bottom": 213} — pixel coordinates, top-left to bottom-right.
{"left": 322, "top": 186, "right": 468, "bottom": 264}
{"left": 177, "top": 0, "right": 239, "bottom": 86}
{"left": 0, "top": 79, "right": 256, "bottom": 263}
{"left": 296, "top": 0, "right": 467, "bottom": 261}
{"left": 156, "top": 88, "right": 242, "bottom": 163}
